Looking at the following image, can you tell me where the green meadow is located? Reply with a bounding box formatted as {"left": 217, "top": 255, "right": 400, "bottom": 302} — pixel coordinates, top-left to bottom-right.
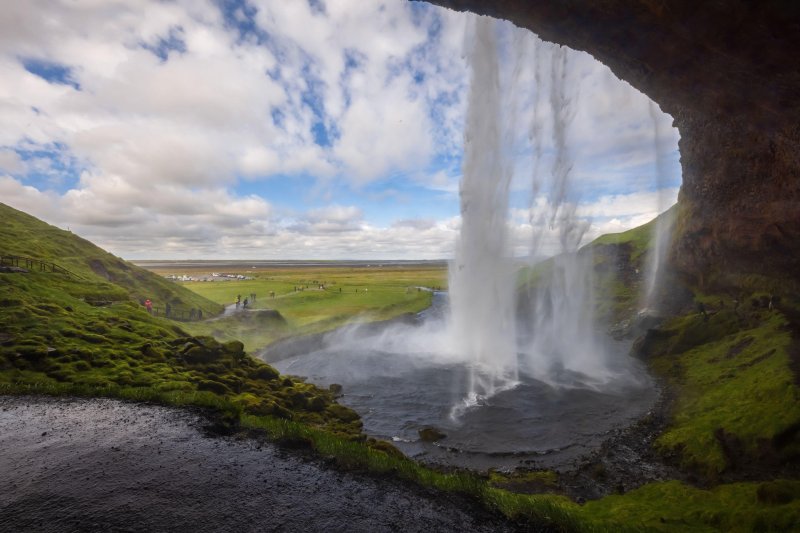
{"left": 149, "top": 264, "right": 447, "bottom": 352}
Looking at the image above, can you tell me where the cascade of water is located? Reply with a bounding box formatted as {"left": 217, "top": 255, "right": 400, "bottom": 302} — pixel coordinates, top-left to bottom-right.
{"left": 642, "top": 100, "right": 673, "bottom": 312}
{"left": 518, "top": 44, "right": 606, "bottom": 384}
{"left": 451, "top": 20, "right": 619, "bottom": 409}
{"left": 449, "top": 16, "right": 518, "bottom": 405}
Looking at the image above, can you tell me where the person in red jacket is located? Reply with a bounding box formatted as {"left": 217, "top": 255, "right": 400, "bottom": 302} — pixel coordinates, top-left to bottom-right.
{"left": 144, "top": 299, "right": 153, "bottom": 314}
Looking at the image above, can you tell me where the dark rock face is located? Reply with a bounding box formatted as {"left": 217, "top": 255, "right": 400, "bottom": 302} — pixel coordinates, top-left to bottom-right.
{"left": 674, "top": 114, "right": 800, "bottom": 287}
{"left": 421, "top": 0, "right": 800, "bottom": 286}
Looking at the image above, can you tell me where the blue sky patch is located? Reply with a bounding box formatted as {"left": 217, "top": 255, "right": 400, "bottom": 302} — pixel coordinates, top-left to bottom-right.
{"left": 22, "top": 58, "right": 80, "bottom": 90}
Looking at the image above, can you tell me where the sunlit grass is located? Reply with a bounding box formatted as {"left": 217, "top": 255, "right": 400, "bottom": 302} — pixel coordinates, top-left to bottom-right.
{"left": 162, "top": 265, "right": 448, "bottom": 351}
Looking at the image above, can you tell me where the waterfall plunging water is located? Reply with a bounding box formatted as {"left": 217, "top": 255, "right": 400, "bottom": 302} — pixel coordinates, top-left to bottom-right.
{"left": 450, "top": 18, "right": 614, "bottom": 409}
{"left": 518, "top": 38, "right": 608, "bottom": 385}
{"left": 449, "top": 17, "right": 519, "bottom": 405}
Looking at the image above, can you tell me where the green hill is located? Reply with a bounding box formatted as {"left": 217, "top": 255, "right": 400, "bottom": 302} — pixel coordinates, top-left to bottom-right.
{"left": 0, "top": 202, "right": 361, "bottom": 435}
{"left": 0, "top": 203, "right": 222, "bottom": 315}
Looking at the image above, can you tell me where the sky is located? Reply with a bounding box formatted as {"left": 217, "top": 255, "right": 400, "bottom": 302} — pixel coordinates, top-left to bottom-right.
{"left": 0, "top": 0, "right": 681, "bottom": 260}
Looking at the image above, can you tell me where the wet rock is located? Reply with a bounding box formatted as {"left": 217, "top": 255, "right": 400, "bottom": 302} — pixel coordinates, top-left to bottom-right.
{"left": 418, "top": 427, "right": 447, "bottom": 442}
{"left": 329, "top": 383, "right": 343, "bottom": 396}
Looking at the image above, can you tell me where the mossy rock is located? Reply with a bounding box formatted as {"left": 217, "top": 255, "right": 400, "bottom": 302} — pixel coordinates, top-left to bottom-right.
{"left": 155, "top": 380, "right": 194, "bottom": 392}
{"left": 326, "top": 403, "right": 360, "bottom": 423}
{"left": 48, "top": 367, "right": 76, "bottom": 382}
{"left": 252, "top": 400, "right": 292, "bottom": 419}
{"left": 183, "top": 345, "right": 223, "bottom": 364}
{"left": 233, "top": 392, "right": 262, "bottom": 410}
{"left": 251, "top": 364, "right": 280, "bottom": 381}
{"left": 287, "top": 389, "right": 309, "bottom": 408}
{"left": 73, "top": 361, "right": 91, "bottom": 372}
{"left": 307, "top": 395, "right": 327, "bottom": 412}
{"left": 139, "top": 343, "right": 164, "bottom": 359}
{"left": 197, "top": 379, "right": 232, "bottom": 395}
{"left": 78, "top": 332, "right": 109, "bottom": 344}
{"left": 368, "top": 438, "right": 405, "bottom": 458}
{"left": 222, "top": 340, "right": 245, "bottom": 355}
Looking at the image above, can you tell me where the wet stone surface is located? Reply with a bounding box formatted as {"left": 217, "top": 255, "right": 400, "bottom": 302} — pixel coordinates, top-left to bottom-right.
{"left": 0, "top": 396, "right": 514, "bottom": 532}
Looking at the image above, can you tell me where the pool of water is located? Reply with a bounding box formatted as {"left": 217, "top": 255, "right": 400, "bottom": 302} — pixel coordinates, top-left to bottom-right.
{"left": 273, "top": 294, "right": 658, "bottom": 470}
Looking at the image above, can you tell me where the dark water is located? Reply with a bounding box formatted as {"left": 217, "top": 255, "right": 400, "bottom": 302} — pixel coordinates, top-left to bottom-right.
{"left": 0, "top": 397, "right": 511, "bottom": 532}
{"left": 274, "top": 294, "right": 657, "bottom": 471}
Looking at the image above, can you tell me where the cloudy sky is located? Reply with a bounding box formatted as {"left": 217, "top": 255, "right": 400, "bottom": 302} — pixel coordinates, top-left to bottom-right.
{"left": 0, "top": 0, "right": 681, "bottom": 260}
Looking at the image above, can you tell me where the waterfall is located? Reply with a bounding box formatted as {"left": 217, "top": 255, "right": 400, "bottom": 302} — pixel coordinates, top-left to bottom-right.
{"left": 642, "top": 100, "right": 673, "bottom": 313}
{"left": 450, "top": 18, "right": 614, "bottom": 411}
{"left": 449, "top": 16, "right": 519, "bottom": 405}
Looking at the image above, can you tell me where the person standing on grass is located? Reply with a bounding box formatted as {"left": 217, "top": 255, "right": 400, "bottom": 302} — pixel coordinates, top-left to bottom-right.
{"left": 144, "top": 299, "right": 152, "bottom": 314}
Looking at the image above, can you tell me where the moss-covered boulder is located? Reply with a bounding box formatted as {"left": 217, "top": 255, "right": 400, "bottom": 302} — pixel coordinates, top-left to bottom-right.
{"left": 197, "top": 379, "right": 232, "bottom": 395}
{"left": 326, "top": 403, "right": 360, "bottom": 423}
{"left": 250, "top": 364, "right": 280, "bottom": 381}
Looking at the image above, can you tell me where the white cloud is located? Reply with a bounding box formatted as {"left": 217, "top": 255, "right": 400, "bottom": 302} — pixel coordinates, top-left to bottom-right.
{"left": 0, "top": 149, "right": 24, "bottom": 174}
{"left": 0, "top": 0, "right": 682, "bottom": 260}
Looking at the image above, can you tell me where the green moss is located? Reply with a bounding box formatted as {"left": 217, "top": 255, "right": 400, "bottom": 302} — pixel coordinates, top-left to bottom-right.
{"left": 580, "top": 480, "right": 800, "bottom": 532}
{"left": 647, "top": 307, "right": 800, "bottom": 478}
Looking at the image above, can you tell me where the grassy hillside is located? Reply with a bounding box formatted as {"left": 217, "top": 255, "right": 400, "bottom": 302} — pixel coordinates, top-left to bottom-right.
{"left": 0, "top": 202, "right": 361, "bottom": 435}
{"left": 513, "top": 205, "right": 800, "bottom": 529}
{"left": 0, "top": 203, "right": 222, "bottom": 316}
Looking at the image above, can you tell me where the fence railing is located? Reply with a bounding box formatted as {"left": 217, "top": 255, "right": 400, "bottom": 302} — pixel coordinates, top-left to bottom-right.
{"left": 0, "top": 254, "right": 84, "bottom": 279}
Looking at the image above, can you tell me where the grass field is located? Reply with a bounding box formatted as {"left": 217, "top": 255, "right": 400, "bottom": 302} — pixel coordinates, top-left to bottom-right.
{"left": 143, "top": 264, "right": 448, "bottom": 352}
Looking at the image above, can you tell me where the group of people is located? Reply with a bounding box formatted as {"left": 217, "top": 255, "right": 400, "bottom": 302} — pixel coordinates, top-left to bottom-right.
{"left": 235, "top": 293, "right": 257, "bottom": 309}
